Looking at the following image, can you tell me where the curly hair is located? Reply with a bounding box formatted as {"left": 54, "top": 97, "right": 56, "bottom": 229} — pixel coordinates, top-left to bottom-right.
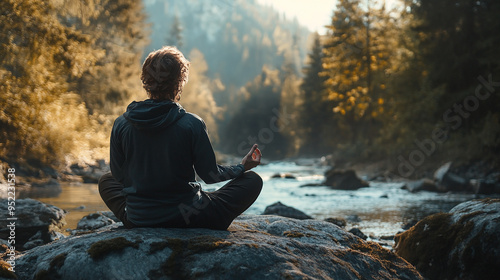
{"left": 141, "top": 46, "right": 190, "bottom": 101}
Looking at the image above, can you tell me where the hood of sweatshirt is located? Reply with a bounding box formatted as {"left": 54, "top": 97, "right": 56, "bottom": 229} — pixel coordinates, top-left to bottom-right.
{"left": 123, "top": 99, "right": 186, "bottom": 130}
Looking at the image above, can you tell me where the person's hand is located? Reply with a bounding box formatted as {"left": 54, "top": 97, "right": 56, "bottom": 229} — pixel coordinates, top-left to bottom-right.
{"left": 241, "top": 144, "right": 262, "bottom": 171}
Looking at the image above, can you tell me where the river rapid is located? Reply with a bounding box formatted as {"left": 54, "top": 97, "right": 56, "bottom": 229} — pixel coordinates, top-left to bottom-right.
{"left": 36, "top": 160, "right": 485, "bottom": 245}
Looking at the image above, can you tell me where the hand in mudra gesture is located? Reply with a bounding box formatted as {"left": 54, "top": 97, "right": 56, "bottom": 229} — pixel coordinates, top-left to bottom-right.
{"left": 241, "top": 144, "right": 262, "bottom": 171}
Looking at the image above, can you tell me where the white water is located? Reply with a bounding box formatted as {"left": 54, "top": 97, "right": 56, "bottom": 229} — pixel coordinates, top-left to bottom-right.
{"left": 210, "top": 162, "right": 479, "bottom": 241}
{"left": 37, "top": 160, "right": 484, "bottom": 244}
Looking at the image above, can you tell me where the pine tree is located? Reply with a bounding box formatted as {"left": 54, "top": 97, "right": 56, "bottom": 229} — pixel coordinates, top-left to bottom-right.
{"left": 297, "top": 33, "right": 332, "bottom": 155}
{"left": 221, "top": 66, "right": 290, "bottom": 159}
{"left": 323, "top": 0, "right": 367, "bottom": 121}
{"left": 384, "top": 0, "right": 500, "bottom": 161}
{"left": 167, "top": 15, "right": 183, "bottom": 50}
{"left": 321, "top": 0, "right": 397, "bottom": 157}
{"left": 279, "top": 61, "right": 302, "bottom": 156}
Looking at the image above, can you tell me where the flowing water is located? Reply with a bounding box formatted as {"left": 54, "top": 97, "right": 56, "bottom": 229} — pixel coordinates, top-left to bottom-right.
{"left": 34, "top": 161, "right": 488, "bottom": 245}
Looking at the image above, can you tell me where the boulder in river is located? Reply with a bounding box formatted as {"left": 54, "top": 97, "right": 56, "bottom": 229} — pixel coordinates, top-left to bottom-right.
{"left": 433, "top": 162, "right": 472, "bottom": 192}
{"left": 324, "top": 217, "right": 347, "bottom": 228}
{"left": 471, "top": 178, "right": 500, "bottom": 195}
{"left": 401, "top": 178, "right": 440, "bottom": 193}
{"left": 13, "top": 215, "right": 423, "bottom": 279}
{"left": 324, "top": 169, "right": 369, "bottom": 190}
{"left": 69, "top": 161, "right": 109, "bottom": 184}
{"left": 262, "top": 201, "right": 312, "bottom": 220}
{"left": 270, "top": 173, "right": 296, "bottom": 179}
{"left": 76, "top": 212, "right": 118, "bottom": 231}
{"left": 348, "top": 228, "right": 367, "bottom": 240}
{"left": 0, "top": 198, "right": 66, "bottom": 250}
{"left": 394, "top": 198, "right": 500, "bottom": 280}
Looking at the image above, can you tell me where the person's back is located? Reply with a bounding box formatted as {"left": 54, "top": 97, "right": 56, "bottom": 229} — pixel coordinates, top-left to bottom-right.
{"left": 99, "top": 46, "right": 263, "bottom": 230}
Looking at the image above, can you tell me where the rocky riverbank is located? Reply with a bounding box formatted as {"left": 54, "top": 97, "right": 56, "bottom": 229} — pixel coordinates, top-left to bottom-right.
{"left": 394, "top": 198, "right": 500, "bottom": 280}
{"left": 1, "top": 156, "right": 499, "bottom": 201}
{"left": 0, "top": 159, "right": 109, "bottom": 200}
{"left": 1, "top": 198, "right": 499, "bottom": 279}
{"left": 3, "top": 213, "right": 422, "bottom": 280}
{"left": 319, "top": 159, "right": 500, "bottom": 195}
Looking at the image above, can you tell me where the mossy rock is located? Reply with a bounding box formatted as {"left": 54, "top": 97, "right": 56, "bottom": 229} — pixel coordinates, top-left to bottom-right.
{"left": 0, "top": 260, "right": 17, "bottom": 279}
{"left": 395, "top": 198, "right": 500, "bottom": 280}
{"left": 87, "top": 237, "right": 140, "bottom": 260}
{"left": 13, "top": 215, "right": 422, "bottom": 280}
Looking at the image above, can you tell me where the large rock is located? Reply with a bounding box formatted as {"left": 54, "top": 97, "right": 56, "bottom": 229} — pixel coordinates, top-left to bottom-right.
{"left": 0, "top": 199, "right": 66, "bottom": 250}
{"left": 472, "top": 178, "right": 500, "bottom": 195}
{"left": 69, "top": 161, "right": 109, "bottom": 184}
{"left": 433, "top": 162, "right": 472, "bottom": 192}
{"left": 12, "top": 215, "right": 422, "bottom": 280}
{"left": 402, "top": 178, "right": 440, "bottom": 193}
{"left": 262, "top": 201, "right": 312, "bottom": 220}
{"left": 76, "top": 212, "right": 118, "bottom": 231}
{"left": 324, "top": 169, "right": 369, "bottom": 190}
{"left": 394, "top": 198, "right": 500, "bottom": 280}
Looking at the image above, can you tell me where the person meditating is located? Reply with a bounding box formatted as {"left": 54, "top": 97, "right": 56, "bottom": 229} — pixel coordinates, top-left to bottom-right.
{"left": 98, "top": 46, "right": 263, "bottom": 230}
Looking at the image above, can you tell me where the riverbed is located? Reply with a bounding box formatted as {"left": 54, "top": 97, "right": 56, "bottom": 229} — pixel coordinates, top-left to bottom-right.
{"left": 35, "top": 161, "right": 486, "bottom": 244}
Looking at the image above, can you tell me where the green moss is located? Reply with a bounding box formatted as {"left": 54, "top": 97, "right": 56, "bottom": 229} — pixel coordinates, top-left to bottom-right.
{"left": 239, "top": 228, "right": 272, "bottom": 236}
{"left": 87, "top": 237, "right": 139, "bottom": 260}
{"left": 394, "top": 212, "right": 477, "bottom": 280}
{"left": 283, "top": 231, "right": 312, "bottom": 238}
{"left": 306, "top": 225, "right": 319, "bottom": 231}
{"left": 244, "top": 243, "right": 260, "bottom": 248}
{"left": 186, "top": 236, "right": 232, "bottom": 251}
{"left": 34, "top": 253, "right": 67, "bottom": 280}
{"left": 457, "top": 211, "right": 486, "bottom": 224}
{"left": 160, "top": 238, "right": 184, "bottom": 277}
{"left": 34, "top": 270, "right": 49, "bottom": 280}
{"left": 149, "top": 241, "right": 171, "bottom": 254}
{"left": 283, "top": 231, "right": 304, "bottom": 238}
{"left": 50, "top": 253, "right": 67, "bottom": 270}
{"left": 0, "top": 260, "right": 17, "bottom": 279}
{"left": 154, "top": 236, "right": 234, "bottom": 279}
{"left": 477, "top": 198, "right": 500, "bottom": 204}
{"left": 351, "top": 241, "right": 403, "bottom": 272}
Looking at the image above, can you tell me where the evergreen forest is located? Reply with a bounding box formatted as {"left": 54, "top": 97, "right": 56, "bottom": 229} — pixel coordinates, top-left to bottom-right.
{"left": 1, "top": 0, "right": 499, "bottom": 178}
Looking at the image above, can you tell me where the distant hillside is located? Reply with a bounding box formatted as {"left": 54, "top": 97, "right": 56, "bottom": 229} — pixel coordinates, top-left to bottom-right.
{"left": 143, "top": 0, "right": 310, "bottom": 89}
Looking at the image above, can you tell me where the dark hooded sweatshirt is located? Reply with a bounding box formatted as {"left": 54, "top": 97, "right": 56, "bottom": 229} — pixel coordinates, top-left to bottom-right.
{"left": 110, "top": 99, "right": 244, "bottom": 226}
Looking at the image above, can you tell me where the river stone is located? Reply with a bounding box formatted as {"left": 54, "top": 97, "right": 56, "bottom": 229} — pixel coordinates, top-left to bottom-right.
{"left": 402, "top": 178, "right": 439, "bottom": 193}
{"left": 13, "top": 215, "right": 422, "bottom": 280}
{"left": 262, "top": 201, "right": 312, "bottom": 219}
{"left": 324, "top": 169, "right": 369, "bottom": 190}
{"left": 324, "top": 217, "right": 347, "bottom": 228}
{"left": 76, "top": 212, "right": 117, "bottom": 230}
{"left": 394, "top": 198, "right": 500, "bottom": 280}
{"left": 433, "top": 162, "right": 471, "bottom": 192}
{"left": 0, "top": 198, "right": 66, "bottom": 251}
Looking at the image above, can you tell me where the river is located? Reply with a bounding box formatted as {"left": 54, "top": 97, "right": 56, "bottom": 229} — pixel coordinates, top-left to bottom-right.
{"left": 36, "top": 160, "right": 486, "bottom": 245}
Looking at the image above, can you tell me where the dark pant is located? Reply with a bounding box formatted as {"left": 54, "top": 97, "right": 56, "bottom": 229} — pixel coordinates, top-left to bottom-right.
{"left": 98, "top": 171, "right": 263, "bottom": 230}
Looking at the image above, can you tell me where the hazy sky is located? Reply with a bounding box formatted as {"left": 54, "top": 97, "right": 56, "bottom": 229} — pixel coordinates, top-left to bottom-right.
{"left": 256, "top": 0, "right": 337, "bottom": 34}
{"left": 256, "top": 0, "right": 402, "bottom": 34}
